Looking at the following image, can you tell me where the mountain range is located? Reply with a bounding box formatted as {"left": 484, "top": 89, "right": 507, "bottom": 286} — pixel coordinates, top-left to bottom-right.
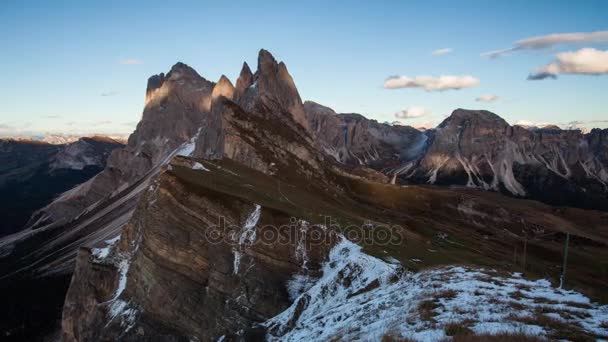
{"left": 0, "top": 137, "right": 123, "bottom": 237}
{"left": 1, "top": 50, "right": 607, "bottom": 341}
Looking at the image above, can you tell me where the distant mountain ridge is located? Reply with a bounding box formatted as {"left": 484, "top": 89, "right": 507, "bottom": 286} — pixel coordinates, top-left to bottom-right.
{"left": 305, "top": 105, "right": 608, "bottom": 210}
{"left": 0, "top": 136, "right": 123, "bottom": 237}
{"left": 3, "top": 133, "right": 129, "bottom": 145}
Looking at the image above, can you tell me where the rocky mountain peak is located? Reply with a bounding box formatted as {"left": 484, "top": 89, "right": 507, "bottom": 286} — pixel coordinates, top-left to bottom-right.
{"left": 145, "top": 73, "right": 165, "bottom": 104}
{"left": 235, "top": 61, "right": 253, "bottom": 97}
{"left": 439, "top": 108, "right": 509, "bottom": 129}
{"left": 257, "top": 48, "right": 278, "bottom": 70}
{"left": 251, "top": 49, "right": 310, "bottom": 131}
{"left": 166, "top": 61, "right": 203, "bottom": 81}
{"left": 212, "top": 74, "right": 235, "bottom": 100}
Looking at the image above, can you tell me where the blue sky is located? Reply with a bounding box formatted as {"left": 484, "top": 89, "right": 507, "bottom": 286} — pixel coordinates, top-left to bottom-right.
{"left": 0, "top": 0, "right": 607, "bottom": 136}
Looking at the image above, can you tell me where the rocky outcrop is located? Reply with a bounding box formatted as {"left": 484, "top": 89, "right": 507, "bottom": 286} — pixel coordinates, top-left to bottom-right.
{"left": 0, "top": 49, "right": 329, "bottom": 340}
{"left": 62, "top": 158, "right": 337, "bottom": 341}
{"left": 304, "top": 103, "right": 608, "bottom": 210}
{"left": 235, "top": 62, "right": 253, "bottom": 99}
{"left": 304, "top": 101, "right": 428, "bottom": 181}
{"left": 401, "top": 109, "right": 608, "bottom": 210}
{"left": 237, "top": 50, "right": 311, "bottom": 133}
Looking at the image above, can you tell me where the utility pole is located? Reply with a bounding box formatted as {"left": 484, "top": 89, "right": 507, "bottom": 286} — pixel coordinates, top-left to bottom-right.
{"left": 559, "top": 232, "right": 570, "bottom": 289}
{"left": 522, "top": 230, "right": 528, "bottom": 274}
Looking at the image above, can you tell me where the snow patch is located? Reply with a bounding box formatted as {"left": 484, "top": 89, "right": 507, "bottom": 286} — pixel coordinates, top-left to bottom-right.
{"left": 91, "top": 235, "right": 121, "bottom": 260}
{"left": 232, "top": 204, "right": 262, "bottom": 275}
{"left": 176, "top": 127, "right": 202, "bottom": 157}
{"left": 265, "top": 237, "right": 608, "bottom": 341}
{"left": 192, "top": 162, "right": 210, "bottom": 171}
{"left": 107, "top": 299, "right": 138, "bottom": 333}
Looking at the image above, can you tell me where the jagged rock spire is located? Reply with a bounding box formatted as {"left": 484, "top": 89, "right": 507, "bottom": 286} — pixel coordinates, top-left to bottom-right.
{"left": 212, "top": 75, "right": 235, "bottom": 100}
{"left": 235, "top": 62, "right": 253, "bottom": 97}
{"left": 252, "top": 49, "right": 310, "bottom": 131}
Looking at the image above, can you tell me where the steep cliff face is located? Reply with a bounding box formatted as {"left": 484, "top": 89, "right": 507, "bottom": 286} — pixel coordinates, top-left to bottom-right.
{"left": 62, "top": 158, "right": 337, "bottom": 341}
{"left": 26, "top": 62, "right": 216, "bottom": 233}
{"left": 304, "top": 101, "right": 428, "bottom": 179}
{"left": 305, "top": 104, "right": 608, "bottom": 210}
{"left": 402, "top": 109, "right": 608, "bottom": 210}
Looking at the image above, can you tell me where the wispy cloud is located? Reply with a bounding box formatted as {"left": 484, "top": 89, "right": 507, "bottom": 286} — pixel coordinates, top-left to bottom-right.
{"left": 101, "top": 91, "right": 119, "bottom": 97}
{"left": 94, "top": 120, "right": 112, "bottom": 125}
{"left": 41, "top": 115, "right": 61, "bottom": 119}
{"left": 514, "top": 120, "right": 549, "bottom": 127}
{"left": 432, "top": 48, "right": 453, "bottom": 56}
{"left": 482, "top": 30, "right": 608, "bottom": 58}
{"left": 120, "top": 59, "right": 143, "bottom": 65}
{"left": 122, "top": 121, "right": 138, "bottom": 127}
{"left": 384, "top": 75, "right": 479, "bottom": 91}
{"left": 0, "top": 123, "right": 13, "bottom": 131}
{"left": 528, "top": 48, "right": 608, "bottom": 80}
{"left": 514, "top": 119, "right": 608, "bottom": 130}
{"left": 394, "top": 106, "right": 431, "bottom": 119}
{"left": 475, "top": 94, "right": 499, "bottom": 102}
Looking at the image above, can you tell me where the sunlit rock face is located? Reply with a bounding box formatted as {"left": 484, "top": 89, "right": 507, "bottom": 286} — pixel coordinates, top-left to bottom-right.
{"left": 401, "top": 109, "right": 608, "bottom": 210}
{"left": 304, "top": 103, "right": 608, "bottom": 210}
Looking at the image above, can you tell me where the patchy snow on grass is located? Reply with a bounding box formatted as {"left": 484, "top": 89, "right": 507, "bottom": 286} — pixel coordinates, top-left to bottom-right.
{"left": 265, "top": 236, "right": 608, "bottom": 341}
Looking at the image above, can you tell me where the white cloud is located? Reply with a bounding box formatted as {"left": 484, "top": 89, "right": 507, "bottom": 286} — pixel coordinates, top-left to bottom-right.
{"left": 101, "top": 91, "right": 119, "bottom": 97}
{"left": 394, "top": 106, "right": 431, "bottom": 120}
{"left": 384, "top": 75, "right": 479, "bottom": 91}
{"left": 120, "top": 59, "right": 143, "bottom": 65}
{"left": 475, "top": 94, "right": 499, "bottom": 102}
{"left": 514, "top": 120, "right": 549, "bottom": 127}
{"left": 528, "top": 48, "right": 608, "bottom": 80}
{"left": 482, "top": 30, "right": 608, "bottom": 58}
{"left": 432, "top": 48, "right": 453, "bottom": 56}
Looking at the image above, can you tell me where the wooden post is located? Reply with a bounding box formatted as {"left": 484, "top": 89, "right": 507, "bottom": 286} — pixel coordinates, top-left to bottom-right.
{"left": 559, "top": 232, "right": 570, "bottom": 289}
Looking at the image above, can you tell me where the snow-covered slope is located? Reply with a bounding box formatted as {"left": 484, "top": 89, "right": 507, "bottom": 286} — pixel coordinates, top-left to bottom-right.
{"left": 265, "top": 238, "right": 608, "bottom": 341}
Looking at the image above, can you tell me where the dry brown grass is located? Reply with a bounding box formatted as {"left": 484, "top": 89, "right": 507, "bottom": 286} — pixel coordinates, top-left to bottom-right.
{"left": 381, "top": 335, "right": 416, "bottom": 342}
{"left": 447, "top": 332, "right": 545, "bottom": 341}
{"left": 513, "top": 313, "right": 596, "bottom": 341}
{"left": 444, "top": 321, "right": 474, "bottom": 337}
{"left": 505, "top": 301, "right": 525, "bottom": 311}
{"left": 510, "top": 291, "right": 526, "bottom": 300}
{"left": 436, "top": 289, "right": 458, "bottom": 300}
{"left": 418, "top": 300, "right": 441, "bottom": 322}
